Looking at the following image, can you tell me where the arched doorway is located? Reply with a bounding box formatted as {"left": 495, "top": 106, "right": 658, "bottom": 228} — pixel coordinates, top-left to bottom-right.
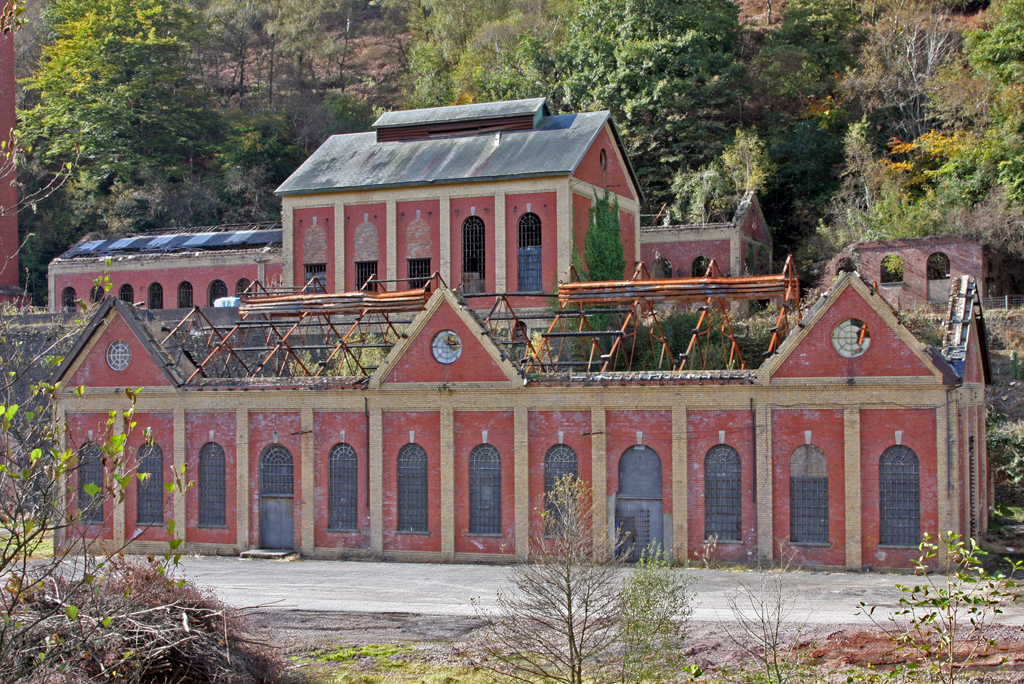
{"left": 615, "top": 446, "right": 663, "bottom": 560}
{"left": 259, "top": 444, "right": 295, "bottom": 549}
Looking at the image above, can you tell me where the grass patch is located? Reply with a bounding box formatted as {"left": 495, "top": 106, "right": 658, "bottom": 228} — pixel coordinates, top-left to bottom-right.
{"left": 296, "top": 643, "right": 494, "bottom": 684}
{"left": 311, "top": 644, "right": 406, "bottom": 664}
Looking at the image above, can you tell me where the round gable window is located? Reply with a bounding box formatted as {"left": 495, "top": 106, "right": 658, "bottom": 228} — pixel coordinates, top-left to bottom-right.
{"left": 106, "top": 340, "right": 132, "bottom": 371}
{"left": 431, "top": 330, "right": 462, "bottom": 365}
{"left": 831, "top": 319, "right": 870, "bottom": 358}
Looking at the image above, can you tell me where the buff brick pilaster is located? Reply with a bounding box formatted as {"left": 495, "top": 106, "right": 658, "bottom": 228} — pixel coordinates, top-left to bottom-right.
{"left": 440, "top": 408, "right": 454, "bottom": 560}
{"left": 672, "top": 405, "right": 687, "bottom": 562}
{"left": 300, "top": 408, "right": 314, "bottom": 555}
{"left": 844, "top": 408, "right": 861, "bottom": 569}
{"left": 514, "top": 405, "right": 529, "bottom": 559}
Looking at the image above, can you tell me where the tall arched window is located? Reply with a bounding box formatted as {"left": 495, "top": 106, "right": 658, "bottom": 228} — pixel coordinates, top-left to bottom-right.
{"left": 328, "top": 443, "right": 358, "bottom": 531}
{"left": 61, "top": 287, "right": 77, "bottom": 311}
{"left": 148, "top": 282, "right": 163, "bottom": 310}
{"left": 77, "top": 442, "right": 103, "bottom": 524}
{"left": 208, "top": 279, "right": 228, "bottom": 306}
{"left": 260, "top": 444, "right": 294, "bottom": 496}
{"left": 927, "top": 252, "right": 950, "bottom": 280}
{"left": 879, "top": 445, "right": 920, "bottom": 546}
{"left": 462, "top": 215, "right": 486, "bottom": 294}
{"left": 177, "top": 281, "right": 193, "bottom": 308}
{"left": 118, "top": 284, "right": 134, "bottom": 303}
{"left": 90, "top": 285, "right": 104, "bottom": 303}
{"left": 397, "top": 444, "right": 428, "bottom": 532}
{"left": 790, "top": 445, "right": 828, "bottom": 544}
{"left": 236, "top": 278, "right": 251, "bottom": 296}
{"left": 704, "top": 444, "right": 741, "bottom": 541}
{"left": 136, "top": 443, "right": 164, "bottom": 525}
{"left": 517, "top": 212, "right": 542, "bottom": 292}
{"left": 198, "top": 442, "right": 226, "bottom": 527}
{"left": 469, "top": 444, "right": 501, "bottom": 535}
{"left": 692, "top": 256, "right": 711, "bottom": 278}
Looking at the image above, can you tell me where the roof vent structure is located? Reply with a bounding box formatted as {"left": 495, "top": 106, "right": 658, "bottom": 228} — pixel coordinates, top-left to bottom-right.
{"left": 373, "top": 98, "right": 550, "bottom": 143}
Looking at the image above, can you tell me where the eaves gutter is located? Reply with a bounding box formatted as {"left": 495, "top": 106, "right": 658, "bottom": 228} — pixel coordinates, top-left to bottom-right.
{"left": 275, "top": 170, "right": 572, "bottom": 197}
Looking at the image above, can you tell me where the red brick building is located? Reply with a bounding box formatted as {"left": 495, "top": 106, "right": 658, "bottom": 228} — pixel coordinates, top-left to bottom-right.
{"left": 0, "top": 31, "right": 22, "bottom": 302}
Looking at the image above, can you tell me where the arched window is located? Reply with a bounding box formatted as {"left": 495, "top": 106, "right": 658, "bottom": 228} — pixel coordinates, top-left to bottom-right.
{"left": 328, "top": 443, "right": 358, "bottom": 531}
{"left": 600, "top": 148, "right": 608, "bottom": 170}
{"left": 136, "top": 443, "right": 164, "bottom": 525}
{"left": 198, "top": 442, "right": 226, "bottom": 527}
{"left": 118, "top": 284, "right": 134, "bottom": 303}
{"left": 704, "top": 444, "right": 741, "bottom": 541}
{"left": 462, "top": 215, "right": 486, "bottom": 294}
{"left": 61, "top": 286, "right": 77, "bottom": 311}
{"left": 235, "top": 278, "right": 251, "bottom": 297}
{"left": 517, "top": 212, "right": 543, "bottom": 292}
{"left": 692, "top": 256, "right": 711, "bottom": 278}
{"left": 177, "top": 281, "right": 193, "bottom": 308}
{"left": 790, "top": 445, "right": 828, "bottom": 544}
{"left": 77, "top": 442, "right": 104, "bottom": 524}
{"left": 544, "top": 443, "right": 578, "bottom": 507}
{"left": 653, "top": 257, "right": 672, "bottom": 279}
{"left": 927, "top": 252, "right": 950, "bottom": 280}
{"left": 89, "top": 285, "right": 104, "bottom": 303}
{"left": 881, "top": 254, "right": 904, "bottom": 284}
{"left": 148, "top": 282, "right": 163, "bottom": 310}
{"left": 208, "top": 279, "right": 228, "bottom": 306}
{"left": 397, "top": 443, "right": 428, "bottom": 532}
{"left": 879, "top": 445, "right": 919, "bottom": 546}
{"left": 260, "top": 444, "right": 294, "bottom": 496}
{"left": 469, "top": 444, "right": 501, "bottom": 535}
{"left": 836, "top": 257, "right": 856, "bottom": 274}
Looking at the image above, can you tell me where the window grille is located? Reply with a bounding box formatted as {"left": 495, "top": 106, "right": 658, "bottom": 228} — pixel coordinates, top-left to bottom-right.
{"left": 704, "top": 444, "right": 741, "bottom": 541}
{"left": 304, "top": 264, "right": 327, "bottom": 292}
{"left": 136, "top": 443, "right": 164, "bottom": 525}
{"left": 462, "top": 216, "right": 486, "bottom": 294}
{"left": 692, "top": 256, "right": 711, "bottom": 278}
{"left": 62, "top": 287, "right": 77, "bottom": 311}
{"left": 90, "top": 285, "right": 104, "bottom": 303}
{"left": 789, "top": 445, "right": 828, "bottom": 544}
{"left": 178, "top": 281, "right": 193, "bottom": 308}
{"left": 77, "top": 443, "right": 103, "bottom": 524}
{"left": 355, "top": 261, "right": 378, "bottom": 291}
{"left": 118, "top": 284, "right": 134, "bottom": 303}
{"left": 517, "top": 213, "right": 543, "bottom": 292}
{"left": 469, "top": 444, "right": 501, "bottom": 535}
{"left": 208, "top": 279, "right": 228, "bottom": 306}
{"left": 397, "top": 444, "right": 429, "bottom": 532}
{"left": 969, "top": 437, "right": 977, "bottom": 537}
{"left": 235, "top": 278, "right": 251, "bottom": 296}
{"left": 148, "top": 282, "right": 163, "bottom": 310}
{"left": 198, "top": 442, "right": 226, "bottom": 527}
{"left": 260, "top": 444, "right": 294, "bottom": 496}
{"left": 879, "top": 445, "right": 919, "bottom": 546}
{"left": 407, "top": 258, "right": 431, "bottom": 290}
{"left": 328, "top": 443, "right": 358, "bottom": 531}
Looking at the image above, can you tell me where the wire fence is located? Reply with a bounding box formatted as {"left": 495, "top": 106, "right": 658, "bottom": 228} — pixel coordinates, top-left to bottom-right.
{"left": 981, "top": 296, "right": 1024, "bottom": 311}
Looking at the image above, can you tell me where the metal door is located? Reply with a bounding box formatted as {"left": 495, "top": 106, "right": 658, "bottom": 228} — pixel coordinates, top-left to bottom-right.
{"left": 259, "top": 445, "right": 295, "bottom": 549}
{"left": 615, "top": 446, "right": 664, "bottom": 560}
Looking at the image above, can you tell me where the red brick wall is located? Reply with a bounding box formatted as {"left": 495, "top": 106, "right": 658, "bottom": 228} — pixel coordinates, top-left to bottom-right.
{"left": 383, "top": 302, "right": 509, "bottom": 384}
{"left": 450, "top": 196, "right": 496, "bottom": 307}
{"left": 314, "top": 411, "right": 370, "bottom": 549}
{"left": 248, "top": 412, "right": 303, "bottom": 549}
{"left": 122, "top": 413, "right": 174, "bottom": 542}
{"left": 185, "top": 412, "right": 237, "bottom": 544}
{"left": 506, "top": 192, "right": 558, "bottom": 300}
{"left": 70, "top": 315, "right": 172, "bottom": 388}
{"left": 382, "top": 411, "right": 442, "bottom": 552}
{"left": 397, "top": 200, "right": 440, "bottom": 288}
{"left": 67, "top": 413, "right": 116, "bottom": 541}
{"left": 605, "top": 411, "right": 673, "bottom": 515}
{"left": 343, "top": 203, "right": 386, "bottom": 292}
{"left": 0, "top": 34, "right": 18, "bottom": 292}
{"left": 620, "top": 210, "right": 636, "bottom": 275}
{"left": 774, "top": 286, "right": 934, "bottom": 378}
{"left": 573, "top": 194, "right": 590, "bottom": 275}
{"left": 293, "top": 207, "right": 336, "bottom": 291}
{"left": 454, "top": 411, "right": 515, "bottom": 553}
{"left": 859, "top": 408, "right": 937, "bottom": 568}
{"left": 640, "top": 240, "right": 731, "bottom": 278}
{"left": 687, "top": 410, "right": 757, "bottom": 563}
{"left": 573, "top": 125, "right": 636, "bottom": 202}
{"left": 770, "top": 409, "right": 846, "bottom": 566}
{"left": 527, "top": 411, "right": 592, "bottom": 539}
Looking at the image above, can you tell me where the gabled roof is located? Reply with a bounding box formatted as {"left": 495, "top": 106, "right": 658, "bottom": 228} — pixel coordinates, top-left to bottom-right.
{"left": 56, "top": 226, "right": 281, "bottom": 260}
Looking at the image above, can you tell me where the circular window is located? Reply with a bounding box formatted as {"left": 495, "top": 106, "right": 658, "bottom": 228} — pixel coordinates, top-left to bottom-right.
{"left": 106, "top": 340, "right": 132, "bottom": 371}
{"left": 831, "top": 319, "right": 871, "bottom": 358}
{"left": 431, "top": 330, "right": 463, "bottom": 365}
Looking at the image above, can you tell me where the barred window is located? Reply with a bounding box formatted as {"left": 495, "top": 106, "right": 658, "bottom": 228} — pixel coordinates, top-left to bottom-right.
{"left": 136, "top": 443, "right": 164, "bottom": 525}
{"left": 704, "top": 444, "right": 741, "bottom": 541}
{"left": 198, "top": 442, "right": 226, "bottom": 527}
{"left": 118, "top": 284, "right": 134, "bottom": 303}
{"left": 790, "top": 445, "right": 828, "bottom": 544}
{"left": 77, "top": 442, "right": 103, "bottom": 525}
{"left": 356, "top": 261, "right": 378, "bottom": 291}
{"left": 397, "top": 444, "right": 428, "bottom": 533}
{"left": 408, "top": 258, "right": 431, "bottom": 290}
{"left": 260, "top": 444, "right": 294, "bottom": 496}
{"left": 879, "top": 445, "right": 919, "bottom": 546}
{"left": 461, "top": 216, "right": 486, "bottom": 294}
{"left": 208, "top": 279, "right": 228, "bottom": 306}
{"left": 304, "top": 264, "right": 327, "bottom": 292}
{"left": 469, "top": 444, "right": 501, "bottom": 535}
{"left": 328, "top": 443, "right": 358, "bottom": 531}
{"left": 517, "top": 213, "right": 542, "bottom": 292}
{"left": 148, "top": 282, "right": 163, "bottom": 310}
{"left": 177, "top": 281, "right": 193, "bottom": 308}
{"left": 235, "top": 278, "right": 251, "bottom": 296}
{"left": 90, "top": 285, "right": 104, "bottom": 303}
{"left": 62, "top": 287, "right": 77, "bottom": 311}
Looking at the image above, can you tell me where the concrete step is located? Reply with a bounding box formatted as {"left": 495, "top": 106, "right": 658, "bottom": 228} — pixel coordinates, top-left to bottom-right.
{"left": 239, "top": 549, "right": 298, "bottom": 560}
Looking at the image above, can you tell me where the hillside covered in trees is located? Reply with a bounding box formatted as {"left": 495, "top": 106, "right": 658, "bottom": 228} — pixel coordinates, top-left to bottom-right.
{"left": 10, "top": 0, "right": 1024, "bottom": 303}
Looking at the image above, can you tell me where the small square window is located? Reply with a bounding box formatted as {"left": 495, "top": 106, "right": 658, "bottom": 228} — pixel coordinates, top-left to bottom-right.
{"left": 304, "top": 263, "right": 327, "bottom": 292}
{"left": 408, "top": 258, "right": 431, "bottom": 289}
{"left": 355, "top": 261, "right": 378, "bottom": 291}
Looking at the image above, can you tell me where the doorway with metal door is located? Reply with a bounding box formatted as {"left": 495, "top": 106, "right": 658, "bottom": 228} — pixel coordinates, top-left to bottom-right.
{"left": 615, "top": 445, "right": 664, "bottom": 561}
{"left": 260, "top": 444, "right": 295, "bottom": 549}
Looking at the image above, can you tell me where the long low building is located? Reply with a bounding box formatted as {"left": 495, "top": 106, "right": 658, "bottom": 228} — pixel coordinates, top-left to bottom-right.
{"left": 52, "top": 270, "right": 990, "bottom": 570}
